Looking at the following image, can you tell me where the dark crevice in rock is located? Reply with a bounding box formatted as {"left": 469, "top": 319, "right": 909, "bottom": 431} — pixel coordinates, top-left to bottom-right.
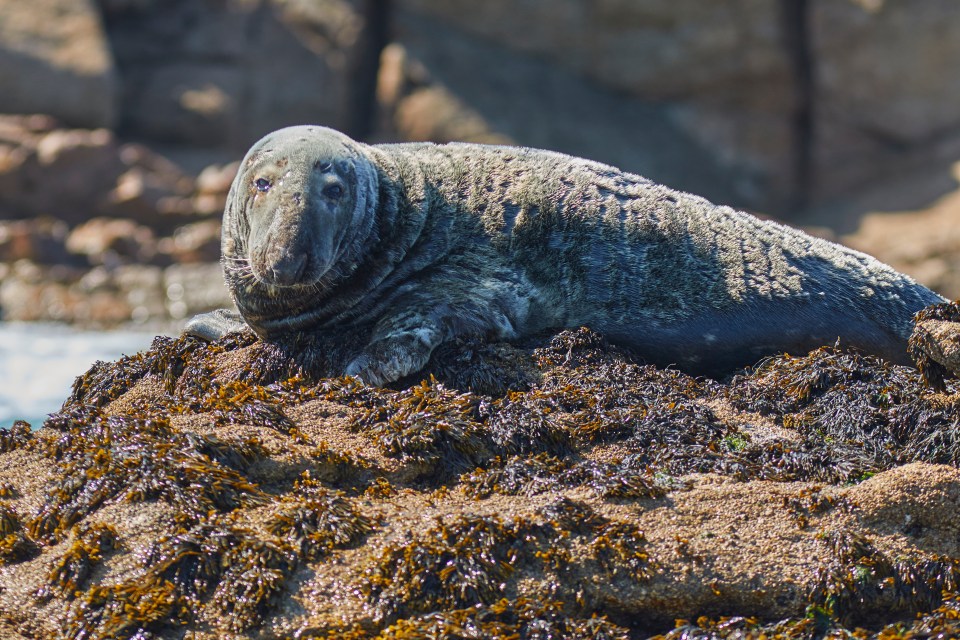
{"left": 781, "top": 0, "right": 816, "bottom": 213}
{"left": 347, "top": 0, "right": 393, "bottom": 141}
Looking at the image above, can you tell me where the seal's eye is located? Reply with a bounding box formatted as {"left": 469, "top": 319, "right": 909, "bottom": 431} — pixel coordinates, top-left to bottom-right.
{"left": 255, "top": 178, "right": 272, "bottom": 193}
{"left": 323, "top": 184, "right": 344, "bottom": 200}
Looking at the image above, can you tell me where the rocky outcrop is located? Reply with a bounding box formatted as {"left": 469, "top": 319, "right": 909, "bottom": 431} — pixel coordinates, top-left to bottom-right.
{"left": 3, "top": 0, "right": 956, "bottom": 212}
{"left": 374, "top": 15, "right": 745, "bottom": 208}
{"left": 1, "top": 328, "right": 960, "bottom": 637}
{"left": 812, "top": 1, "right": 960, "bottom": 198}
{"left": 0, "top": 0, "right": 117, "bottom": 129}
{"left": 389, "top": 0, "right": 960, "bottom": 211}
{"left": 97, "top": 0, "right": 373, "bottom": 150}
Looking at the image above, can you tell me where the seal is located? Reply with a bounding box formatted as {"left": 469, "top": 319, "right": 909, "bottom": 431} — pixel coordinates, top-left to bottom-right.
{"left": 185, "top": 125, "right": 947, "bottom": 385}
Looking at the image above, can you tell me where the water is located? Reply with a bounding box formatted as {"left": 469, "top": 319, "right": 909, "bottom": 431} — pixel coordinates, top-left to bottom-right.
{"left": 0, "top": 323, "right": 162, "bottom": 428}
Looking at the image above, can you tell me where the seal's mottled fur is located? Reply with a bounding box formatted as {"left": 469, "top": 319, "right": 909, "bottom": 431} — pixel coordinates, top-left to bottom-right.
{"left": 186, "top": 125, "right": 946, "bottom": 385}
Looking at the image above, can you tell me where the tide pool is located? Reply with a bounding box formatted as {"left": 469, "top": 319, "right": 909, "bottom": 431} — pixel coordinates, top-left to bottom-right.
{"left": 0, "top": 323, "right": 162, "bottom": 428}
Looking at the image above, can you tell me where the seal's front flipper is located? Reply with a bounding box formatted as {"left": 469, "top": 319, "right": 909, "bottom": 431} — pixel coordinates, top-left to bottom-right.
{"left": 345, "top": 325, "right": 443, "bottom": 386}
{"left": 184, "top": 308, "right": 249, "bottom": 341}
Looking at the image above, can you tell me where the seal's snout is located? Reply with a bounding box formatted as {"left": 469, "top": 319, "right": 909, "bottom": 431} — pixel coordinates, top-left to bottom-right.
{"left": 266, "top": 251, "right": 308, "bottom": 286}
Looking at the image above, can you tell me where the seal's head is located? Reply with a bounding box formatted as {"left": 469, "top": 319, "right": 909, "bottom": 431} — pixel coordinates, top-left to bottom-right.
{"left": 223, "top": 125, "right": 379, "bottom": 294}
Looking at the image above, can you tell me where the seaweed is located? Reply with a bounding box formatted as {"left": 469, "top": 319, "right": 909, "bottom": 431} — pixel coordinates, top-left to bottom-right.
{"left": 0, "top": 504, "right": 37, "bottom": 564}
{"left": 417, "top": 335, "right": 535, "bottom": 396}
{"left": 590, "top": 521, "right": 657, "bottom": 582}
{"left": 210, "top": 536, "right": 298, "bottom": 632}
{"left": 37, "top": 522, "right": 119, "bottom": 601}
{"left": 364, "top": 514, "right": 523, "bottom": 622}
{"left": 353, "top": 378, "right": 494, "bottom": 481}
{"left": 310, "top": 442, "right": 370, "bottom": 486}
{"left": 0, "top": 420, "right": 34, "bottom": 452}
{"left": 375, "top": 597, "right": 631, "bottom": 639}
{"left": 461, "top": 454, "right": 668, "bottom": 501}
{"left": 725, "top": 344, "right": 960, "bottom": 481}
{"left": 11, "top": 314, "right": 960, "bottom": 638}
{"left": 266, "top": 474, "right": 373, "bottom": 560}
{"left": 460, "top": 454, "right": 569, "bottom": 499}
{"left": 28, "top": 414, "right": 264, "bottom": 542}
{"left": 65, "top": 580, "right": 185, "bottom": 640}
{"left": 68, "top": 519, "right": 298, "bottom": 638}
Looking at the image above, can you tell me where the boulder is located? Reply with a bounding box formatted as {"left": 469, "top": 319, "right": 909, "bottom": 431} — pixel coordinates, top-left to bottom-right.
{"left": 812, "top": 0, "right": 960, "bottom": 197}
{"left": 0, "top": 116, "right": 199, "bottom": 229}
{"left": 392, "top": 0, "right": 960, "bottom": 210}
{"left": 0, "top": 0, "right": 117, "bottom": 128}
{"left": 100, "top": 0, "right": 369, "bottom": 150}
{"left": 2, "top": 328, "right": 960, "bottom": 636}
{"left": 157, "top": 219, "right": 222, "bottom": 264}
{"left": 65, "top": 217, "right": 157, "bottom": 266}
{"left": 376, "top": 14, "right": 744, "bottom": 208}
{"left": 392, "top": 0, "right": 794, "bottom": 209}
{"left": 0, "top": 219, "right": 70, "bottom": 265}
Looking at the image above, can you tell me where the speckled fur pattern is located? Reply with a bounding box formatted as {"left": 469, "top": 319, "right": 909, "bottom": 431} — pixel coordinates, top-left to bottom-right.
{"left": 186, "top": 125, "right": 946, "bottom": 385}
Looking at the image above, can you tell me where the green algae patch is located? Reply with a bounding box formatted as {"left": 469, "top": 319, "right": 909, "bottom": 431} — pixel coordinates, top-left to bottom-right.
{"left": 1, "top": 322, "right": 960, "bottom": 638}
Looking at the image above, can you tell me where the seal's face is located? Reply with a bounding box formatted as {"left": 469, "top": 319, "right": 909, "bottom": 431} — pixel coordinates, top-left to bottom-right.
{"left": 228, "top": 126, "right": 374, "bottom": 290}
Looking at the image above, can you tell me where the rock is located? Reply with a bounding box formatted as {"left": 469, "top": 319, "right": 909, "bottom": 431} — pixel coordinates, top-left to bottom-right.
{"left": 2, "top": 328, "right": 960, "bottom": 636}
{"left": 0, "top": 219, "right": 70, "bottom": 264}
{"left": 65, "top": 217, "right": 157, "bottom": 265}
{"left": 376, "top": 18, "right": 743, "bottom": 207}
{"left": 195, "top": 161, "right": 238, "bottom": 197}
{"left": 812, "top": 1, "right": 960, "bottom": 197}
{"left": 0, "top": 261, "right": 93, "bottom": 323}
{"left": 157, "top": 219, "right": 222, "bottom": 263}
{"left": 3, "top": 127, "right": 125, "bottom": 223}
{"left": 0, "top": 117, "right": 200, "bottom": 228}
{"left": 0, "top": 259, "right": 228, "bottom": 327}
{"left": 398, "top": 0, "right": 790, "bottom": 101}
{"left": 0, "top": 0, "right": 117, "bottom": 128}
{"left": 840, "top": 166, "right": 960, "bottom": 300}
{"left": 113, "top": 264, "right": 167, "bottom": 325}
{"left": 391, "top": 1, "right": 793, "bottom": 208}
{"left": 192, "top": 161, "right": 239, "bottom": 216}
{"left": 100, "top": 0, "right": 369, "bottom": 149}
{"left": 390, "top": 1, "right": 960, "bottom": 209}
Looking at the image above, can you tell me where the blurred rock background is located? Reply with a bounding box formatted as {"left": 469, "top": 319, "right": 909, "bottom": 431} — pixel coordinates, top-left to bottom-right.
{"left": 1, "top": 0, "right": 960, "bottom": 328}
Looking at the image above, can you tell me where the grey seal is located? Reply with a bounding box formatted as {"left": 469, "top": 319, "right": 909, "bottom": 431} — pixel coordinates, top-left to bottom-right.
{"left": 185, "top": 125, "right": 946, "bottom": 385}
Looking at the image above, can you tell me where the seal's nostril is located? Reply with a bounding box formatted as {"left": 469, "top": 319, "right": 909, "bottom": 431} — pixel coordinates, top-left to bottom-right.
{"left": 265, "top": 253, "right": 308, "bottom": 286}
